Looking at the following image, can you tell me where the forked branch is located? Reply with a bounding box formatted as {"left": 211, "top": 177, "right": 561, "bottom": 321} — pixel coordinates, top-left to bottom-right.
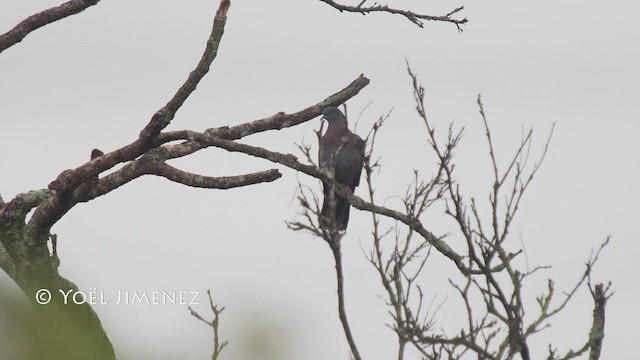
{"left": 189, "top": 290, "right": 228, "bottom": 360}
{"left": 26, "top": 0, "right": 233, "bottom": 237}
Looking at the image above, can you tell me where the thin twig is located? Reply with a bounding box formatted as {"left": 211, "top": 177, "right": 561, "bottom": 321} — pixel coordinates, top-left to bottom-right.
{"left": 188, "top": 290, "right": 228, "bottom": 360}
{"left": 318, "top": 0, "right": 467, "bottom": 30}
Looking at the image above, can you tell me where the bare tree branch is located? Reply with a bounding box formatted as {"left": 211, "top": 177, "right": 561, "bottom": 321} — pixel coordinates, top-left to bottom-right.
{"left": 0, "top": 189, "right": 55, "bottom": 278}
{"left": 150, "top": 163, "right": 281, "bottom": 189}
{"left": 587, "top": 283, "right": 610, "bottom": 360}
{"left": 0, "top": 0, "right": 100, "bottom": 53}
{"left": 158, "top": 74, "right": 371, "bottom": 145}
{"left": 528, "top": 239, "right": 610, "bottom": 341}
{"left": 0, "top": 2, "right": 235, "bottom": 357}
{"left": 0, "top": 78, "right": 366, "bottom": 265}
{"left": 544, "top": 239, "right": 612, "bottom": 360}
{"left": 285, "top": 180, "right": 362, "bottom": 359}
{"left": 332, "top": 240, "right": 363, "bottom": 360}
{"left": 27, "top": 0, "right": 232, "bottom": 237}
{"left": 189, "top": 290, "right": 228, "bottom": 360}
{"left": 140, "top": 0, "right": 230, "bottom": 142}
{"left": 318, "top": 0, "right": 467, "bottom": 30}
{"left": 64, "top": 79, "right": 370, "bottom": 216}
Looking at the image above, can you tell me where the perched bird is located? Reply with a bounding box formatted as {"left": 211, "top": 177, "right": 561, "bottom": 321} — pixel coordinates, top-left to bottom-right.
{"left": 318, "top": 107, "right": 366, "bottom": 231}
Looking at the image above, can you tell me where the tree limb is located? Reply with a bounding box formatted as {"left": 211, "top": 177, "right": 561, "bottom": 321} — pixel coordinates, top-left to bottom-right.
{"left": 587, "top": 283, "right": 610, "bottom": 360}
{"left": 331, "top": 241, "right": 362, "bottom": 360}
{"left": 150, "top": 163, "right": 281, "bottom": 189}
{"left": 0, "top": 0, "right": 100, "bottom": 53}
{"left": 157, "top": 74, "right": 371, "bottom": 145}
{"left": 189, "top": 290, "right": 228, "bottom": 360}
{"left": 318, "top": 0, "right": 467, "bottom": 30}
{"left": 140, "top": 0, "right": 230, "bottom": 142}
{"left": 27, "top": 0, "right": 233, "bottom": 236}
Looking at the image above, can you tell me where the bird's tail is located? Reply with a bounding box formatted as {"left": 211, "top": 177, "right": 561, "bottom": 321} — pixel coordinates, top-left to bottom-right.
{"left": 321, "top": 194, "right": 350, "bottom": 231}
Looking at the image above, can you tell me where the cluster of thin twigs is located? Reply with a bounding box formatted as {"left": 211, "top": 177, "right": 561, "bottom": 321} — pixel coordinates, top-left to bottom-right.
{"left": 287, "top": 65, "right": 612, "bottom": 360}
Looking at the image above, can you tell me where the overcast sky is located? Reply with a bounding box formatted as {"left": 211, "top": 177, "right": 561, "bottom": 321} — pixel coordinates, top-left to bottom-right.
{"left": 1, "top": 1, "right": 639, "bottom": 359}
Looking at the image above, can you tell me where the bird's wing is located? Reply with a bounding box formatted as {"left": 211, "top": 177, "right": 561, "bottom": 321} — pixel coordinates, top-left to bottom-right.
{"left": 334, "top": 132, "right": 366, "bottom": 191}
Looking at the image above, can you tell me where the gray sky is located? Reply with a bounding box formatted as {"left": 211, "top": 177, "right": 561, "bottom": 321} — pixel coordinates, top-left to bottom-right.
{"left": 1, "top": 0, "right": 639, "bottom": 359}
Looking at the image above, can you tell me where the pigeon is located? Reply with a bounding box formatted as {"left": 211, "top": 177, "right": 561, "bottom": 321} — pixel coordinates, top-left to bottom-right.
{"left": 318, "top": 107, "right": 366, "bottom": 231}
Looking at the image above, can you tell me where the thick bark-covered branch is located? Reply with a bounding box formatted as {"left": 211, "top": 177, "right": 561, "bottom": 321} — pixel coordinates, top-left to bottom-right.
{"left": 0, "top": 241, "right": 17, "bottom": 281}
{"left": 0, "top": 0, "right": 100, "bottom": 53}
{"left": 140, "top": 0, "right": 230, "bottom": 142}
{"left": 158, "top": 74, "right": 370, "bottom": 145}
{"left": 33, "top": 73, "right": 367, "bottom": 236}
{"left": 62, "top": 74, "right": 368, "bottom": 207}
{"left": 27, "top": 0, "right": 232, "bottom": 236}
{"left": 0, "top": 2, "right": 235, "bottom": 358}
{"left": 318, "top": 0, "right": 467, "bottom": 30}
{"left": 150, "top": 163, "right": 281, "bottom": 189}
{"left": 0, "top": 190, "right": 54, "bottom": 221}
{"left": 0, "top": 190, "right": 55, "bottom": 267}
{"left": 0, "top": 193, "right": 114, "bottom": 358}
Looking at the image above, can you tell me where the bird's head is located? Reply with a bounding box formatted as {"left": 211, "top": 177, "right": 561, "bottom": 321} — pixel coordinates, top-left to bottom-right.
{"left": 321, "top": 107, "right": 347, "bottom": 125}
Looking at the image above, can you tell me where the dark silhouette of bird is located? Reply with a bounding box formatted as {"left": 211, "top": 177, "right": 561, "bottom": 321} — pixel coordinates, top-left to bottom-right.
{"left": 318, "top": 107, "right": 366, "bottom": 231}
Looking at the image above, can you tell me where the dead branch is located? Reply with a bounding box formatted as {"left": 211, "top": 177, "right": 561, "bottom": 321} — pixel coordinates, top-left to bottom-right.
{"left": 188, "top": 290, "right": 228, "bottom": 360}
{"left": 150, "top": 163, "right": 281, "bottom": 189}
{"left": 26, "top": 0, "right": 232, "bottom": 237}
{"left": 0, "top": 0, "right": 100, "bottom": 53}
{"left": 587, "top": 282, "right": 610, "bottom": 360}
{"left": 140, "top": 0, "right": 231, "bottom": 142}
{"left": 318, "top": 0, "right": 467, "bottom": 30}
{"left": 332, "top": 240, "right": 362, "bottom": 360}
{"left": 286, "top": 181, "right": 362, "bottom": 360}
